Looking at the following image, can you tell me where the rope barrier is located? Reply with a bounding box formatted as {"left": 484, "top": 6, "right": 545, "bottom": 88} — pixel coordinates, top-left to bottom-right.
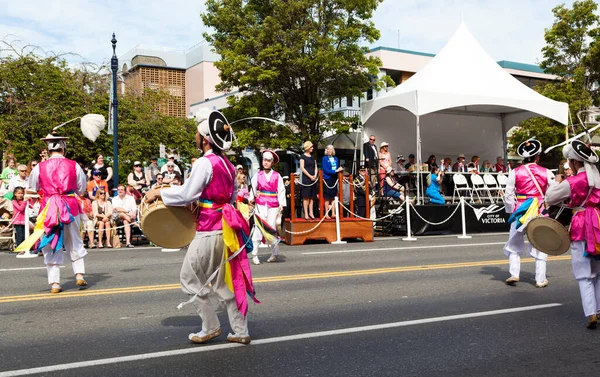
{"left": 284, "top": 206, "right": 333, "bottom": 235}
{"left": 295, "top": 179, "right": 319, "bottom": 187}
{"left": 338, "top": 200, "right": 405, "bottom": 222}
{"left": 409, "top": 202, "right": 461, "bottom": 226}
{"left": 323, "top": 178, "right": 338, "bottom": 189}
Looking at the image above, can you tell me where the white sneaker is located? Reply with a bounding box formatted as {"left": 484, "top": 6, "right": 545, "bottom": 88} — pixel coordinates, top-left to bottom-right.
{"left": 535, "top": 279, "right": 549, "bottom": 288}
{"left": 266, "top": 255, "right": 278, "bottom": 263}
{"left": 252, "top": 256, "right": 260, "bottom": 265}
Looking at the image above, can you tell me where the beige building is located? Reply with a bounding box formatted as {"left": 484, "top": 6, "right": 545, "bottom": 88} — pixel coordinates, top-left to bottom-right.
{"left": 119, "top": 43, "right": 557, "bottom": 120}
{"left": 119, "top": 44, "right": 222, "bottom": 118}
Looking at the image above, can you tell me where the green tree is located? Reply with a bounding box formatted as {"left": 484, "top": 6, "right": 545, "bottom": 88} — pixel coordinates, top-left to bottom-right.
{"left": 511, "top": 0, "right": 599, "bottom": 151}
{"left": 0, "top": 44, "right": 197, "bottom": 182}
{"left": 202, "top": 0, "right": 391, "bottom": 150}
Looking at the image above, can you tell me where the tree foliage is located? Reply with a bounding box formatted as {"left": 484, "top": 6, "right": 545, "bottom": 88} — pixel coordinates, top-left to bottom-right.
{"left": 0, "top": 44, "right": 197, "bottom": 182}
{"left": 202, "top": 0, "right": 391, "bottom": 149}
{"left": 511, "top": 0, "right": 599, "bottom": 151}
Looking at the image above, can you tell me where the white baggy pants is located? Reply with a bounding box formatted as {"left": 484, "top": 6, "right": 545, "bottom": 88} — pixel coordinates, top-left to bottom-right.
{"left": 42, "top": 216, "right": 87, "bottom": 285}
{"left": 180, "top": 231, "right": 249, "bottom": 336}
{"left": 503, "top": 221, "right": 548, "bottom": 285}
{"left": 252, "top": 204, "right": 280, "bottom": 258}
{"left": 570, "top": 240, "right": 600, "bottom": 317}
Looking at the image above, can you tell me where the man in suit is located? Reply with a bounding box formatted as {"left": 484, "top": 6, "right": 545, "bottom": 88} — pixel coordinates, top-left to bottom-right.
{"left": 363, "top": 135, "right": 379, "bottom": 188}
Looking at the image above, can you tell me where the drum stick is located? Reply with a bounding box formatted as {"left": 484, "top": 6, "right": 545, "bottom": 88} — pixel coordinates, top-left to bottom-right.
{"left": 544, "top": 123, "right": 600, "bottom": 154}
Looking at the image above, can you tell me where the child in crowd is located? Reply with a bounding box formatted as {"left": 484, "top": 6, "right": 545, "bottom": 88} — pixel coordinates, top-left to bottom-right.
{"left": 11, "top": 187, "right": 26, "bottom": 248}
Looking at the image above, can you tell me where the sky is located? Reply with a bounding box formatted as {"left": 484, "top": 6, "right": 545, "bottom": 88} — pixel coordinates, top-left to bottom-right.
{"left": 0, "top": 0, "right": 580, "bottom": 67}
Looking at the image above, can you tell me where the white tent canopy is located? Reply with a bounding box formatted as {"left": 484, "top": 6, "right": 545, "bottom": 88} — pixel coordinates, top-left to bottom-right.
{"left": 360, "top": 22, "right": 569, "bottom": 172}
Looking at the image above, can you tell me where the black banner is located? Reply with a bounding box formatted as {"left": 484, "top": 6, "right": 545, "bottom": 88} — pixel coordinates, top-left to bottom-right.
{"left": 410, "top": 203, "right": 510, "bottom": 236}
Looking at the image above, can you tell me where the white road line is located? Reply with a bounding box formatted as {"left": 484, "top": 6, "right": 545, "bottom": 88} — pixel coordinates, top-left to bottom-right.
{"left": 0, "top": 266, "right": 64, "bottom": 272}
{"left": 0, "top": 303, "right": 561, "bottom": 377}
{"left": 302, "top": 241, "right": 507, "bottom": 255}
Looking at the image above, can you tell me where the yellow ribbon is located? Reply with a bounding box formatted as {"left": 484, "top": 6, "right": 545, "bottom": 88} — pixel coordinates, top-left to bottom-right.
{"left": 221, "top": 217, "right": 240, "bottom": 293}
{"left": 519, "top": 197, "right": 539, "bottom": 225}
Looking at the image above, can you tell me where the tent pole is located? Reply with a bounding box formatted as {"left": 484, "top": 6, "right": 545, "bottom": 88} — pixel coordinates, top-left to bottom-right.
{"left": 416, "top": 114, "right": 421, "bottom": 205}
{"left": 501, "top": 114, "right": 507, "bottom": 164}
{"left": 353, "top": 126, "right": 361, "bottom": 176}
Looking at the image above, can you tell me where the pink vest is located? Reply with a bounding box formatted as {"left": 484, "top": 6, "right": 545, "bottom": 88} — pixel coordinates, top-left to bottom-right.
{"left": 255, "top": 170, "right": 280, "bottom": 208}
{"left": 39, "top": 158, "right": 81, "bottom": 217}
{"left": 196, "top": 154, "right": 235, "bottom": 232}
{"left": 566, "top": 172, "right": 600, "bottom": 241}
{"left": 514, "top": 164, "right": 548, "bottom": 210}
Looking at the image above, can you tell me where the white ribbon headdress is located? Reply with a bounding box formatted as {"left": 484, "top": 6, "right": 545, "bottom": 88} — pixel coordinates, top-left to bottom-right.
{"left": 563, "top": 141, "right": 600, "bottom": 189}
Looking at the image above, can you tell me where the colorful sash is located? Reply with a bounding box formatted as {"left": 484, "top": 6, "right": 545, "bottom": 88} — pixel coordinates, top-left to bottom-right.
{"left": 221, "top": 204, "right": 260, "bottom": 316}
{"left": 15, "top": 193, "right": 75, "bottom": 253}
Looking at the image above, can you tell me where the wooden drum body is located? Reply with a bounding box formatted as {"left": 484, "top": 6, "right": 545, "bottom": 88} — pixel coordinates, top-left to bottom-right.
{"left": 140, "top": 199, "right": 196, "bottom": 248}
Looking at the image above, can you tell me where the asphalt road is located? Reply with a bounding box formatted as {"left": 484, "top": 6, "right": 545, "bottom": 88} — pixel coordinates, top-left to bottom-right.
{"left": 1, "top": 234, "right": 599, "bottom": 377}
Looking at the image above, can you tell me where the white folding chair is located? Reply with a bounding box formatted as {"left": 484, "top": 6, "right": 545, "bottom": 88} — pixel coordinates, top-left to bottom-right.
{"left": 496, "top": 173, "right": 508, "bottom": 201}
{"left": 483, "top": 173, "right": 502, "bottom": 203}
{"left": 452, "top": 173, "right": 472, "bottom": 203}
{"left": 470, "top": 174, "right": 492, "bottom": 203}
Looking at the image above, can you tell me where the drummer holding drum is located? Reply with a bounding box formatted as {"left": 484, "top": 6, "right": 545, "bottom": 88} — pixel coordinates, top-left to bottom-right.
{"left": 503, "top": 139, "right": 553, "bottom": 288}
{"left": 546, "top": 141, "right": 600, "bottom": 329}
{"left": 144, "top": 108, "right": 258, "bottom": 345}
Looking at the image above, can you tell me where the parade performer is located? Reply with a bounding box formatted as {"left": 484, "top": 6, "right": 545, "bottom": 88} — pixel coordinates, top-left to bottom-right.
{"left": 16, "top": 133, "right": 88, "bottom": 293}
{"left": 145, "top": 108, "right": 258, "bottom": 344}
{"left": 503, "top": 139, "right": 553, "bottom": 287}
{"left": 249, "top": 150, "right": 286, "bottom": 265}
{"left": 546, "top": 140, "right": 600, "bottom": 328}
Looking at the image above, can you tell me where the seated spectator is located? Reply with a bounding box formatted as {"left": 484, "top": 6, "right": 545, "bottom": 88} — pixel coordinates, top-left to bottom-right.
{"left": 87, "top": 170, "right": 109, "bottom": 200}
{"left": 426, "top": 167, "right": 445, "bottom": 205}
{"left": 145, "top": 156, "right": 161, "bottom": 186}
{"left": 467, "top": 155, "right": 480, "bottom": 172}
{"left": 125, "top": 184, "right": 143, "bottom": 202}
{"left": 161, "top": 154, "right": 182, "bottom": 174}
{"left": 383, "top": 167, "right": 405, "bottom": 201}
{"left": 494, "top": 156, "right": 507, "bottom": 173}
{"left": 128, "top": 161, "right": 148, "bottom": 193}
{"left": 404, "top": 154, "right": 416, "bottom": 172}
{"left": 426, "top": 155, "right": 438, "bottom": 171}
{"left": 1, "top": 156, "right": 18, "bottom": 187}
{"left": 440, "top": 158, "right": 452, "bottom": 173}
{"left": 92, "top": 189, "right": 113, "bottom": 248}
{"left": 77, "top": 193, "right": 95, "bottom": 248}
{"left": 171, "top": 172, "right": 182, "bottom": 186}
{"left": 452, "top": 154, "right": 466, "bottom": 172}
{"left": 112, "top": 185, "right": 137, "bottom": 248}
{"left": 26, "top": 159, "right": 39, "bottom": 175}
{"left": 87, "top": 154, "right": 113, "bottom": 189}
{"left": 481, "top": 160, "right": 493, "bottom": 172}
{"left": 5, "top": 165, "right": 29, "bottom": 200}
{"left": 162, "top": 161, "right": 177, "bottom": 184}
{"left": 396, "top": 155, "right": 407, "bottom": 172}
{"left": 151, "top": 173, "right": 165, "bottom": 189}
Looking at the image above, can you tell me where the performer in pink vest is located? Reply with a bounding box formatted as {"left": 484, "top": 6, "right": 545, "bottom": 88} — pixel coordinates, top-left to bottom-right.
{"left": 249, "top": 150, "right": 286, "bottom": 265}
{"left": 145, "top": 108, "right": 257, "bottom": 345}
{"left": 547, "top": 140, "right": 600, "bottom": 329}
{"left": 24, "top": 133, "right": 88, "bottom": 294}
{"left": 503, "top": 139, "right": 554, "bottom": 287}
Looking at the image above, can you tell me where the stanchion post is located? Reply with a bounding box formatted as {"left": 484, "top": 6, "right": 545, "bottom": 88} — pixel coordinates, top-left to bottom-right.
{"left": 332, "top": 196, "right": 347, "bottom": 244}
{"left": 402, "top": 196, "right": 417, "bottom": 241}
{"left": 457, "top": 197, "right": 472, "bottom": 239}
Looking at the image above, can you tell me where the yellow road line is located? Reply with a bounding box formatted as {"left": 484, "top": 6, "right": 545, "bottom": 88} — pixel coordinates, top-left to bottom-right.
{"left": 0, "top": 255, "right": 571, "bottom": 304}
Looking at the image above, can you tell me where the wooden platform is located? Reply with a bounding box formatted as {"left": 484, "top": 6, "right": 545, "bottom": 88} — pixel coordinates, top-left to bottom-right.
{"left": 283, "top": 218, "right": 374, "bottom": 245}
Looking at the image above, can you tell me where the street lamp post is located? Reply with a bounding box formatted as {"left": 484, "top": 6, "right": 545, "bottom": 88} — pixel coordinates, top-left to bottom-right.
{"left": 111, "top": 33, "right": 119, "bottom": 191}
